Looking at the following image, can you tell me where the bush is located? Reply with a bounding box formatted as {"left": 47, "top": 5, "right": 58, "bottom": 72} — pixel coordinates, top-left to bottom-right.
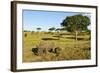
{"left": 24, "top": 33, "right": 27, "bottom": 37}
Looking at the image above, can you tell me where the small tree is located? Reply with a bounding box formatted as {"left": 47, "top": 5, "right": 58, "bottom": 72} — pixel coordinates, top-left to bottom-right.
{"left": 48, "top": 27, "right": 55, "bottom": 32}
{"left": 48, "top": 27, "right": 55, "bottom": 34}
{"left": 61, "top": 14, "right": 90, "bottom": 41}
{"left": 24, "top": 33, "right": 27, "bottom": 37}
{"left": 55, "top": 28, "right": 61, "bottom": 40}
{"left": 36, "top": 27, "right": 41, "bottom": 32}
{"left": 55, "top": 28, "right": 61, "bottom": 33}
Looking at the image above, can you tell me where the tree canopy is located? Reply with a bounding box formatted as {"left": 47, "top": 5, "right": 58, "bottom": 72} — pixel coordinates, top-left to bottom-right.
{"left": 61, "top": 14, "right": 90, "bottom": 40}
{"left": 61, "top": 14, "right": 90, "bottom": 32}
{"left": 48, "top": 27, "right": 55, "bottom": 32}
{"left": 37, "top": 28, "right": 41, "bottom": 30}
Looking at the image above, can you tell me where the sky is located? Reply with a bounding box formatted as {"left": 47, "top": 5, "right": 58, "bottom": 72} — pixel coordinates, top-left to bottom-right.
{"left": 23, "top": 10, "right": 91, "bottom": 31}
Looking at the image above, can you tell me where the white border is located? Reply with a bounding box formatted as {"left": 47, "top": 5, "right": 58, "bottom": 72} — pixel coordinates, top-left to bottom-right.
{"left": 17, "top": 3, "right": 96, "bottom": 69}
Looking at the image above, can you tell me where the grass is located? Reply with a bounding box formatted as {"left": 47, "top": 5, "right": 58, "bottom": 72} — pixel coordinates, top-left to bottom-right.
{"left": 23, "top": 31, "right": 91, "bottom": 62}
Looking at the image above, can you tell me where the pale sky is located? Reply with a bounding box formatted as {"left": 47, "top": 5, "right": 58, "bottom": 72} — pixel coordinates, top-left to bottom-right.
{"left": 23, "top": 10, "right": 91, "bottom": 31}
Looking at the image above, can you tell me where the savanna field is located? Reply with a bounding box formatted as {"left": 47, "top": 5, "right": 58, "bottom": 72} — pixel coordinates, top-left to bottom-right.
{"left": 23, "top": 31, "right": 91, "bottom": 62}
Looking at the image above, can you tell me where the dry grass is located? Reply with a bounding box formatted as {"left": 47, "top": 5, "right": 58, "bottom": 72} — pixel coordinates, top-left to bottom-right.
{"left": 23, "top": 31, "right": 91, "bottom": 62}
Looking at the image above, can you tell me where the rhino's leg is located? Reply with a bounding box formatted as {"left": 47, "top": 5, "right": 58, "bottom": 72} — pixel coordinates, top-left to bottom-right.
{"left": 38, "top": 48, "right": 43, "bottom": 56}
{"left": 54, "top": 47, "right": 61, "bottom": 56}
{"left": 43, "top": 48, "right": 46, "bottom": 55}
{"left": 48, "top": 48, "right": 53, "bottom": 53}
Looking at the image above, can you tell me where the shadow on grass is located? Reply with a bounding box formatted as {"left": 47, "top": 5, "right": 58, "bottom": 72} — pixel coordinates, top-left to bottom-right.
{"left": 43, "top": 35, "right": 89, "bottom": 41}
{"left": 61, "top": 36, "right": 89, "bottom": 41}
{"left": 42, "top": 38, "right": 59, "bottom": 40}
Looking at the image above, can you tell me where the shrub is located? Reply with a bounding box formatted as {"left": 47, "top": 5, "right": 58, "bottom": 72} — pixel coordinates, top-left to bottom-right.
{"left": 24, "top": 33, "right": 27, "bottom": 37}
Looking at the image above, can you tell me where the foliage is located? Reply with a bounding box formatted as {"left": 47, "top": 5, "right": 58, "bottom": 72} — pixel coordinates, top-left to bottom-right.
{"left": 24, "top": 33, "right": 27, "bottom": 37}
{"left": 61, "top": 14, "right": 90, "bottom": 40}
{"left": 36, "top": 27, "right": 41, "bottom": 31}
{"left": 48, "top": 27, "right": 55, "bottom": 32}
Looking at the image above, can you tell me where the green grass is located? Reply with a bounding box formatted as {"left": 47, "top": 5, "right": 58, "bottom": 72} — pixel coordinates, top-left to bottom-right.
{"left": 23, "top": 31, "right": 91, "bottom": 62}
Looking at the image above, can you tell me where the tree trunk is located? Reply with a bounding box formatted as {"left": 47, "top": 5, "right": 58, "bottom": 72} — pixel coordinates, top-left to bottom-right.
{"left": 75, "top": 31, "right": 78, "bottom": 41}
{"left": 57, "top": 31, "right": 60, "bottom": 40}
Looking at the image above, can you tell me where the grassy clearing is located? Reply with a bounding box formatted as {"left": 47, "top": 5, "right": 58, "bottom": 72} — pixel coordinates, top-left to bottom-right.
{"left": 23, "top": 31, "right": 91, "bottom": 62}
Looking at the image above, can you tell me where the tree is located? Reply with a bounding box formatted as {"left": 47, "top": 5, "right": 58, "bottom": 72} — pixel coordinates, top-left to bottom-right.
{"left": 61, "top": 14, "right": 90, "bottom": 41}
{"left": 36, "top": 27, "right": 41, "bottom": 32}
{"left": 55, "top": 28, "right": 61, "bottom": 40}
{"left": 48, "top": 27, "right": 55, "bottom": 32}
{"left": 55, "top": 28, "right": 61, "bottom": 33}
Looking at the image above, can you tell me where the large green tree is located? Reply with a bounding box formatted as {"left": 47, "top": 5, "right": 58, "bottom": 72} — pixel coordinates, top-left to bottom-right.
{"left": 61, "top": 14, "right": 90, "bottom": 41}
